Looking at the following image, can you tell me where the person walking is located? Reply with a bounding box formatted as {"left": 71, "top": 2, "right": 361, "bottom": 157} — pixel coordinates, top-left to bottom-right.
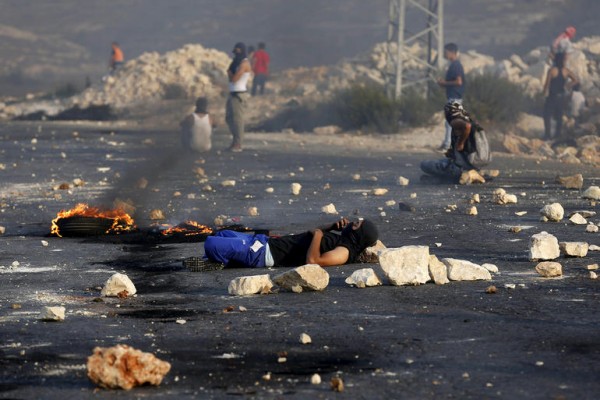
{"left": 226, "top": 42, "right": 252, "bottom": 152}
{"left": 437, "top": 43, "right": 465, "bottom": 151}
{"left": 543, "top": 52, "right": 578, "bottom": 140}
{"left": 251, "top": 42, "right": 270, "bottom": 96}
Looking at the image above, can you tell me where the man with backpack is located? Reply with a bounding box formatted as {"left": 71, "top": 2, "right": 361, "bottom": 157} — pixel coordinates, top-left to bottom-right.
{"left": 420, "top": 102, "right": 490, "bottom": 185}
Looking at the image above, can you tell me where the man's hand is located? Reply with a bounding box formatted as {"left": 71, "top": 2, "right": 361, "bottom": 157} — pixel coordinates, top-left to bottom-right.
{"left": 456, "top": 142, "right": 465, "bottom": 152}
{"left": 332, "top": 217, "right": 349, "bottom": 231}
{"left": 437, "top": 78, "right": 445, "bottom": 87}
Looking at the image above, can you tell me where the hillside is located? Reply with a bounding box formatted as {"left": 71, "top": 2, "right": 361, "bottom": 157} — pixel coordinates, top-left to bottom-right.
{"left": 0, "top": 0, "right": 598, "bottom": 96}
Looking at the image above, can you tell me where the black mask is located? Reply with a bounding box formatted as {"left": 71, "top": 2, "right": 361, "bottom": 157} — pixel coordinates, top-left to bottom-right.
{"left": 341, "top": 219, "right": 379, "bottom": 255}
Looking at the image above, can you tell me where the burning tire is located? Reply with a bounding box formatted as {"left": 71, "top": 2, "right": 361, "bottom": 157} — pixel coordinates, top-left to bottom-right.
{"left": 55, "top": 216, "right": 117, "bottom": 237}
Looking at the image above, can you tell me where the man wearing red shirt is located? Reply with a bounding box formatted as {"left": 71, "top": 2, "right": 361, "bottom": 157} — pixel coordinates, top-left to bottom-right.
{"left": 251, "top": 42, "right": 270, "bottom": 96}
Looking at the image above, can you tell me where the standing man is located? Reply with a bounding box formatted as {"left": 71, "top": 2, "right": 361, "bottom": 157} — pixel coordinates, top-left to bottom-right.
{"left": 551, "top": 26, "right": 576, "bottom": 58}
{"left": 226, "top": 42, "right": 252, "bottom": 152}
{"left": 110, "top": 42, "right": 124, "bottom": 74}
{"left": 251, "top": 42, "right": 270, "bottom": 96}
{"left": 437, "top": 43, "right": 465, "bottom": 151}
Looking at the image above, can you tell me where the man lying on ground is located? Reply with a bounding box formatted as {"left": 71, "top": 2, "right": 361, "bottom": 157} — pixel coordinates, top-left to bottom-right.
{"left": 420, "top": 101, "right": 490, "bottom": 185}
{"left": 184, "top": 218, "right": 379, "bottom": 271}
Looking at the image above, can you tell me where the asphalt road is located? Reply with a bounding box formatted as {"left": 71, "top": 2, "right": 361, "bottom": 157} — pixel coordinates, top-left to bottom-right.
{"left": 1, "top": 122, "right": 599, "bottom": 399}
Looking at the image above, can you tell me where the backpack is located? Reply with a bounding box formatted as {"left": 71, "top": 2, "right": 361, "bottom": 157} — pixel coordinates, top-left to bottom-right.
{"left": 465, "top": 124, "right": 492, "bottom": 168}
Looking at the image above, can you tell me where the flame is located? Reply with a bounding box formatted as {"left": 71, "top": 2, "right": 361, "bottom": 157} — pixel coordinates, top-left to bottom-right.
{"left": 51, "top": 203, "right": 136, "bottom": 237}
{"left": 160, "top": 220, "right": 213, "bottom": 236}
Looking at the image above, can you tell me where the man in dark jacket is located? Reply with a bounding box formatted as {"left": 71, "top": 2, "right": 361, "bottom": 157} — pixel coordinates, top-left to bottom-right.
{"left": 184, "top": 218, "right": 379, "bottom": 271}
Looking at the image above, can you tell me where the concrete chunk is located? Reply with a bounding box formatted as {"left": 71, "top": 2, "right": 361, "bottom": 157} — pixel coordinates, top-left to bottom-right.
{"left": 559, "top": 242, "right": 589, "bottom": 257}
{"left": 529, "top": 232, "right": 560, "bottom": 261}
{"left": 428, "top": 255, "right": 449, "bottom": 285}
{"left": 228, "top": 274, "right": 273, "bottom": 295}
{"left": 443, "top": 258, "right": 492, "bottom": 281}
{"left": 39, "top": 306, "right": 65, "bottom": 321}
{"left": 101, "top": 273, "right": 137, "bottom": 297}
{"left": 535, "top": 261, "right": 562, "bottom": 277}
{"left": 273, "top": 264, "right": 329, "bottom": 292}
{"left": 345, "top": 268, "right": 382, "bottom": 288}
{"left": 378, "top": 246, "right": 430, "bottom": 285}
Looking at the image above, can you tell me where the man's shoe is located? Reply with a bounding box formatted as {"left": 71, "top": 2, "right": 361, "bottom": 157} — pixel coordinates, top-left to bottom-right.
{"left": 227, "top": 145, "right": 243, "bottom": 153}
{"left": 183, "top": 257, "right": 225, "bottom": 272}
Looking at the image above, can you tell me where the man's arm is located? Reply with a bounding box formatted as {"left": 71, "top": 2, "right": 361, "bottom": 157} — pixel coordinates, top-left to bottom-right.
{"left": 452, "top": 119, "right": 472, "bottom": 152}
{"left": 317, "top": 217, "right": 349, "bottom": 232}
{"left": 438, "top": 75, "right": 463, "bottom": 87}
{"left": 543, "top": 68, "right": 552, "bottom": 96}
{"left": 230, "top": 59, "right": 251, "bottom": 83}
{"left": 305, "top": 229, "right": 350, "bottom": 267}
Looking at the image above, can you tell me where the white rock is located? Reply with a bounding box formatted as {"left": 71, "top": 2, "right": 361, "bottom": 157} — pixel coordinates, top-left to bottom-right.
{"left": 443, "top": 258, "right": 492, "bottom": 281}
{"left": 466, "top": 206, "right": 478, "bottom": 216}
{"left": 221, "top": 180, "right": 236, "bottom": 187}
{"left": 539, "top": 203, "right": 564, "bottom": 222}
{"left": 291, "top": 182, "right": 302, "bottom": 195}
{"left": 428, "top": 255, "right": 449, "bottom": 285}
{"left": 481, "top": 263, "right": 499, "bottom": 273}
{"left": 352, "top": 174, "right": 361, "bottom": 180}
{"left": 535, "top": 261, "right": 562, "bottom": 277}
{"left": 559, "top": 242, "right": 589, "bottom": 257}
{"left": 586, "top": 264, "right": 598, "bottom": 270}
{"left": 175, "top": 319, "right": 186, "bottom": 325}
{"left": 371, "top": 188, "right": 388, "bottom": 196}
{"left": 0, "top": 226, "right": 5, "bottom": 235}
{"left": 586, "top": 224, "right": 598, "bottom": 233}
{"left": 247, "top": 207, "right": 259, "bottom": 216}
{"left": 41, "top": 240, "right": 49, "bottom": 247}
{"left": 582, "top": 186, "right": 600, "bottom": 200}
{"left": 101, "top": 273, "right": 137, "bottom": 297}
{"left": 569, "top": 213, "right": 587, "bottom": 225}
{"left": 321, "top": 203, "right": 338, "bottom": 214}
{"left": 228, "top": 274, "right": 273, "bottom": 296}
{"left": 39, "top": 306, "right": 65, "bottom": 321}
{"left": 471, "top": 194, "right": 480, "bottom": 203}
{"left": 311, "top": 373, "right": 322, "bottom": 385}
{"left": 299, "top": 333, "right": 312, "bottom": 344}
{"left": 590, "top": 245, "right": 600, "bottom": 251}
{"left": 515, "top": 211, "right": 527, "bottom": 216}
{"left": 265, "top": 187, "right": 274, "bottom": 193}
{"left": 385, "top": 200, "right": 396, "bottom": 206}
{"left": 358, "top": 240, "right": 386, "bottom": 263}
{"left": 529, "top": 232, "right": 560, "bottom": 261}
{"left": 590, "top": 271, "right": 598, "bottom": 279}
{"left": 273, "top": 264, "right": 329, "bottom": 293}
{"left": 345, "top": 268, "right": 382, "bottom": 288}
{"left": 378, "top": 246, "right": 430, "bottom": 285}
{"left": 492, "top": 188, "right": 517, "bottom": 205}
{"left": 397, "top": 176, "right": 409, "bottom": 186}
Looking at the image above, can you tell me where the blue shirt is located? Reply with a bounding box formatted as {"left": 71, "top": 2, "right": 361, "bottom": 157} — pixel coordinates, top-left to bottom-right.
{"left": 445, "top": 59, "right": 465, "bottom": 100}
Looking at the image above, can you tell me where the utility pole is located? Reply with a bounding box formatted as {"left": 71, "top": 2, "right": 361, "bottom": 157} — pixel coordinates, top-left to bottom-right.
{"left": 385, "top": 0, "right": 444, "bottom": 100}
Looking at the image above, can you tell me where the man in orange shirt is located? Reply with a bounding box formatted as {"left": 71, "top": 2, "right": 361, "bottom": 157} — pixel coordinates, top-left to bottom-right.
{"left": 110, "top": 42, "right": 124, "bottom": 73}
{"left": 251, "top": 42, "right": 270, "bottom": 96}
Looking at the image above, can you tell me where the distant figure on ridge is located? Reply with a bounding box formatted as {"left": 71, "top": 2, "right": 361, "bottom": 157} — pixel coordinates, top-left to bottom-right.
{"left": 180, "top": 97, "right": 212, "bottom": 152}
{"left": 437, "top": 43, "right": 465, "bottom": 152}
{"left": 226, "top": 42, "right": 252, "bottom": 152}
{"left": 110, "top": 42, "right": 124, "bottom": 74}
{"left": 251, "top": 42, "right": 270, "bottom": 96}
{"left": 542, "top": 52, "right": 578, "bottom": 140}
{"left": 551, "top": 26, "right": 576, "bottom": 58}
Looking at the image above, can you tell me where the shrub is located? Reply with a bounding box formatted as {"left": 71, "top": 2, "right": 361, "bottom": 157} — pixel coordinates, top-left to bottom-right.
{"left": 464, "top": 72, "right": 527, "bottom": 125}
{"left": 397, "top": 85, "right": 445, "bottom": 126}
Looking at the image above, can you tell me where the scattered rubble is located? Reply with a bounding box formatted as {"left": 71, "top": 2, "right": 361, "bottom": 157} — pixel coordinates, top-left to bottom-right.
{"left": 273, "top": 264, "right": 329, "bottom": 293}
{"left": 371, "top": 188, "right": 388, "bottom": 196}
{"left": 290, "top": 183, "right": 302, "bottom": 195}
{"left": 357, "top": 240, "right": 386, "bottom": 263}
{"left": 247, "top": 207, "right": 259, "bottom": 217}
{"left": 101, "top": 273, "right": 137, "bottom": 297}
{"left": 590, "top": 271, "right": 598, "bottom": 279}
{"left": 397, "top": 176, "right": 409, "bottom": 186}
{"left": 586, "top": 224, "right": 599, "bottom": 233}
{"left": 482, "top": 263, "right": 499, "bottom": 273}
{"left": 378, "top": 246, "right": 430, "bottom": 286}
{"left": 149, "top": 209, "right": 165, "bottom": 220}
{"left": 569, "top": 213, "right": 587, "bottom": 225}
{"left": 493, "top": 188, "right": 517, "bottom": 205}
{"left": 587, "top": 264, "right": 598, "bottom": 270}
{"left": 555, "top": 174, "right": 583, "bottom": 190}
{"left": 459, "top": 170, "right": 486, "bottom": 185}
{"left": 470, "top": 194, "right": 480, "bottom": 204}
{"left": 428, "top": 255, "right": 449, "bottom": 285}
{"left": 529, "top": 232, "right": 560, "bottom": 261}
{"left": 299, "top": 333, "right": 312, "bottom": 344}
{"left": 582, "top": 186, "right": 600, "bottom": 200}
{"left": 321, "top": 203, "right": 337, "bottom": 214}
{"left": 311, "top": 373, "right": 322, "bottom": 385}
{"left": 540, "top": 203, "right": 564, "bottom": 222}
{"left": 559, "top": 242, "right": 589, "bottom": 257}
{"left": 535, "top": 262, "right": 563, "bottom": 277}
{"left": 228, "top": 274, "right": 273, "bottom": 296}
{"left": 221, "top": 180, "right": 236, "bottom": 187}
{"left": 466, "top": 206, "right": 478, "bottom": 216}
{"left": 87, "top": 344, "right": 171, "bottom": 390}
{"left": 330, "top": 377, "right": 344, "bottom": 392}
{"left": 486, "top": 285, "right": 497, "bottom": 294}
{"left": 345, "top": 268, "right": 382, "bottom": 288}
{"left": 39, "top": 306, "right": 65, "bottom": 321}
{"left": 443, "top": 258, "right": 492, "bottom": 281}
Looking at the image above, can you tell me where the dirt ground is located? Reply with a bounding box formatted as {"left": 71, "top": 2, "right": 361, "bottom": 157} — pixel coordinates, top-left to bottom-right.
{"left": 1, "top": 121, "right": 599, "bottom": 399}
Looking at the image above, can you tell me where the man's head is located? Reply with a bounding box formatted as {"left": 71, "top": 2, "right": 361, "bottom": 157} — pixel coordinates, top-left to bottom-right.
{"left": 112, "top": 42, "right": 119, "bottom": 48}
{"left": 444, "top": 101, "right": 470, "bottom": 124}
{"left": 195, "top": 97, "right": 208, "bottom": 113}
{"left": 565, "top": 26, "right": 576, "bottom": 39}
{"left": 341, "top": 218, "right": 379, "bottom": 253}
{"left": 232, "top": 42, "right": 246, "bottom": 56}
{"left": 444, "top": 43, "right": 458, "bottom": 61}
{"left": 258, "top": 42, "right": 266, "bottom": 50}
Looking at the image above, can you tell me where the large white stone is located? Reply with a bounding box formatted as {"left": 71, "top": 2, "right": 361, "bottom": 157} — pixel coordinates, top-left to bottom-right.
{"left": 101, "top": 273, "right": 137, "bottom": 297}
{"left": 582, "top": 186, "right": 600, "bottom": 200}
{"left": 535, "top": 261, "right": 562, "bottom": 277}
{"left": 428, "top": 255, "right": 449, "bottom": 285}
{"left": 378, "top": 246, "right": 430, "bottom": 286}
{"left": 228, "top": 274, "right": 273, "bottom": 296}
{"left": 481, "top": 263, "right": 499, "bottom": 273}
{"left": 559, "top": 242, "right": 589, "bottom": 257}
{"left": 540, "top": 203, "right": 564, "bottom": 222}
{"left": 569, "top": 213, "right": 588, "bottom": 225}
{"left": 443, "top": 258, "right": 492, "bottom": 281}
{"left": 39, "top": 306, "right": 66, "bottom": 321}
{"left": 357, "top": 240, "right": 386, "bottom": 263}
{"left": 529, "top": 232, "right": 560, "bottom": 261}
{"left": 273, "top": 264, "right": 329, "bottom": 293}
{"left": 345, "top": 268, "right": 382, "bottom": 288}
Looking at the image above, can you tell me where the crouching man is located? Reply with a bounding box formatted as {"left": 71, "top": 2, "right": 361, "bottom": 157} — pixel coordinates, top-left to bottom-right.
{"left": 421, "top": 102, "right": 490, "bottom": 184}
{"left": 184, "top": 218, "right": 379, "bottom": 271}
